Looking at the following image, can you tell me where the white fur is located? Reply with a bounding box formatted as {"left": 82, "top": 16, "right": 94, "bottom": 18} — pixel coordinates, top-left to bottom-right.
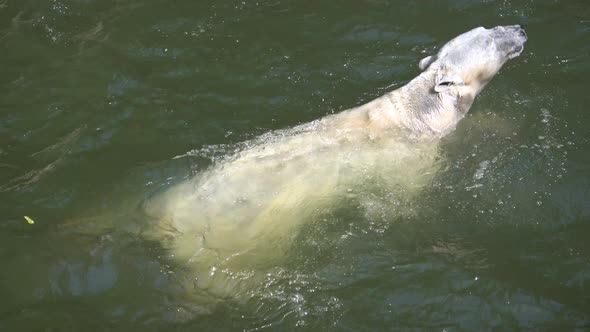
{"left": 144, "top": 25, "right": 527, "bottom": 298}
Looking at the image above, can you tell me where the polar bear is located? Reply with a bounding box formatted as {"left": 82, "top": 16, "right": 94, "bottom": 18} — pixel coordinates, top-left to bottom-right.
{"left": 144, "top": 25, "right": 527, "bottom": 297}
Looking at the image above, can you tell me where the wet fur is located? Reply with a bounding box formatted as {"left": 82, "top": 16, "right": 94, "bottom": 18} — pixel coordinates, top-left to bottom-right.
{"left": 144, "top": 25, "right": 527, "bottom": 298}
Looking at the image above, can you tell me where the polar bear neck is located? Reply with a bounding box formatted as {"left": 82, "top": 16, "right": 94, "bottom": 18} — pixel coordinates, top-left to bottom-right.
{"left": 378, "top": 66, "right": 474, "bottom": 138}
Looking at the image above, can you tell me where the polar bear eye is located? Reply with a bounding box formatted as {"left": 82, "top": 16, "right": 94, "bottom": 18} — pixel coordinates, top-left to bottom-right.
{"left": 434, "top": 72, "right": 463, "bottom": 93}
{"left": 434, "top": 80, "right": 453, "bottom": 93}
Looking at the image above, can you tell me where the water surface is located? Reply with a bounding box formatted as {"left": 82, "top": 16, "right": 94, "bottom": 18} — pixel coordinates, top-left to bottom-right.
{"left": 1, "top": 0, "right": 589, "bottom": 330}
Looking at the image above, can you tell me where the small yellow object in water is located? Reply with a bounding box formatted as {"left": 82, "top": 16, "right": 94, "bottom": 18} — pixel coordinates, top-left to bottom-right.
{"left": 24, "top": 216, "right": 35, "bottom": 224}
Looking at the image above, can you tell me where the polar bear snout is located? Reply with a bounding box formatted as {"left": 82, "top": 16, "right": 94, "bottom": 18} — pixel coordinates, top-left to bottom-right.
{"left": 509, "top": 25, "right": 527, "bottom": 41}
{"left": 492, "top": 25, "right": 527, "bottom": 59}
{"left": 516, "top": 25, "right": 527, "bottom": 38}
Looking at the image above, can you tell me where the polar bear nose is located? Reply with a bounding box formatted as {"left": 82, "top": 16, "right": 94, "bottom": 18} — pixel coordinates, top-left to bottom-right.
{"left": 499, "top": 25, "right": 527, "bottom": 39}
{"left": 516, "top": 25, "right": 527, "bottom": 38}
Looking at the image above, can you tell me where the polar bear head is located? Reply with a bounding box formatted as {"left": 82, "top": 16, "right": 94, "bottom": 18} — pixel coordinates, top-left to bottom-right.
{"left": 418, "top": 25, "right": 527, "bottom": 102}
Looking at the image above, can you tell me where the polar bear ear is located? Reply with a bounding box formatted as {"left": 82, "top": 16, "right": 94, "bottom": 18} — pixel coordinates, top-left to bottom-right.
{"left": 419, "top": 55, "right": 436, "bottom": 70}
{"left": 434, "top": 73, "right": 464, "bottom": 93}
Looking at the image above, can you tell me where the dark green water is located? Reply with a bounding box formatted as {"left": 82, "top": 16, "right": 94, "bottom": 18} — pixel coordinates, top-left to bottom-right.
{"left": 1, "top": 0, "right": 589, "bottom": 330}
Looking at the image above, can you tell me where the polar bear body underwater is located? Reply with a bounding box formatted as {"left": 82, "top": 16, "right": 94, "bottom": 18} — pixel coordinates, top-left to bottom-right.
{"left": 144, "top": 25, "right": 527, "bottom": 297}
